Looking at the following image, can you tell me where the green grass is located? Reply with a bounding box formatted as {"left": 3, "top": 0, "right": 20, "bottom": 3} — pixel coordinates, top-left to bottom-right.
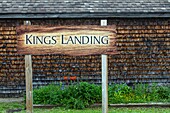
{"left": 0, "top": 102, "right": 24, "bottom": 113}
{"left": 0, "top": 102, "right": 170, "bottom": 113}
{"left": 24, "top": 108, "right": 170, "bottom": 113}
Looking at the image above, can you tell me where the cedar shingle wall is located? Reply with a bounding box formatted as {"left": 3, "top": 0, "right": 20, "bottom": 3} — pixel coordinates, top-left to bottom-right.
{"left": 0, "top": 19, "right": 169, "bottom": 97}
{"left": 108, "top": 19, "right": 170, "bottom": 83}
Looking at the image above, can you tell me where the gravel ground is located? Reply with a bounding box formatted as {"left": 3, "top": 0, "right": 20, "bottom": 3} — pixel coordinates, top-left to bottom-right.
{"left": 0, "top": 98, "right": 23, "bottom": 103}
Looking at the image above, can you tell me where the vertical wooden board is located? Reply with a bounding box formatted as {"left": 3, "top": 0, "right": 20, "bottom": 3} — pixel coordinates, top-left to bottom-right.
{"left": 102, "top": 54, "right": 108, "bottom": 113}
{"left": 25, "top": 55, "right": 33, "bottom": 113}
{"left": 101, "top": 19, "right": 108, "bottom": 113}
{"left": 24, "top": 21, "right": 33, "bottom": 113}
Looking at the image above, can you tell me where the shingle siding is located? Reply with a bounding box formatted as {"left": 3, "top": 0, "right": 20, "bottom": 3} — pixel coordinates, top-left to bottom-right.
{"left": 0, "top": 18, "right": 170, "bottom": 97}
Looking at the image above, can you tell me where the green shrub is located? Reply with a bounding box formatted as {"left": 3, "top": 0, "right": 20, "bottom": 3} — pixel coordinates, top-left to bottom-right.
{"left": 33, "top": 84, "right": 63, "bottom": 105}
{"left": 28, "top": 82, "right": 170, "bottom": 109}
{"left": 156, "top": 85, "right": 170, "bottom": 102}
{"left": 109, "top": 84, "right": 132, "bottom": 103}
{"left": 61, "top": 82, "right": 102, "bottom": 109}
{"left": 109, "top": 83, "right": 170, "bottom": 104}
{"left": 132, "top": 83, "right": 151, "bottom": 103}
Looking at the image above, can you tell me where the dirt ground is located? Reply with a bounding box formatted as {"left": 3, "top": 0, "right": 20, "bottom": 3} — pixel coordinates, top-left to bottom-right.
{"left": 0, "top": 97, "right": 23, "bottom": 103}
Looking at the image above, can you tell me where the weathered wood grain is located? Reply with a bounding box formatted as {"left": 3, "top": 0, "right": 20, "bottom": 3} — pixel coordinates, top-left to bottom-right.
{"left": 16, "top": 25, "right": 117, "bottom": 56}
{"left": 25, "top": 55, "right": 33, "bottom": 113}
{"left": 24, "top": 21, "right": 33, "bottom": 113}
{"left": 101, "top": 19, "right": 108, "bottom": 113}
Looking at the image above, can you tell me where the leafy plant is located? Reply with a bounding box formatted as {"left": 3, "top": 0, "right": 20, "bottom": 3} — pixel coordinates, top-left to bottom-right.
{"left": 109, "top": 84, "right": 132, "bottom": 103}
{"left": 27, "top": 82, "right": 170, "bottom": 109}
{"left": 156, "top": 85, "right": 170, "bottom": 102}
{"left": 33, "top": 84, "right": 63, "bottom": 105}
{"left": 61, "top": 82, "right": 101, "bottom": 109}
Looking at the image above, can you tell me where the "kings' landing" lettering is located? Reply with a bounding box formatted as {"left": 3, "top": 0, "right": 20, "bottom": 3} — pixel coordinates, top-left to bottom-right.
{"left": 17, "top": 25, "right": 116, "bottom": 55}
{"left": 25, "top": 34, "right": 57, "bottom": 45}
{"left": 61, "top": 35, "right": 109, "bottom": 45}
{"left": 25, "top": 34, "right": 109, "bottom": 45}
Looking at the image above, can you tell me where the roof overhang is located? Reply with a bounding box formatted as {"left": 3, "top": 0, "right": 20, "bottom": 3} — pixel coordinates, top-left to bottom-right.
{"left": 0, "top": 12, "right": 169, "bottom": 19}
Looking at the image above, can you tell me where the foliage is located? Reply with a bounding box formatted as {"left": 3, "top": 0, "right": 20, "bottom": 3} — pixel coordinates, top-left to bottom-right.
{"left": 33, "top": 84, "right": 63, "bottom": 105}
{"left": 150, "top": 84, "right": 170, "bottom": 102}
{"left": 109, "top": 84, "right": 132, "bottom": 103}
{"left": 61, "top": 82, "right": 101, "bottom": 109}
{"left": 108, "top": 83, "right": 170, "bottom": 104}
{"left": 33, "top": 82, "right": 101, "bottom": 109}
{"left": 30, "top": 82, "right": 170, "bottom": 109}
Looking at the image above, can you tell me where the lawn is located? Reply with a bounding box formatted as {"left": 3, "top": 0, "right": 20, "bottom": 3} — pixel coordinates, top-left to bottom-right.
{"left": 0, "top": 102, "right": 170, "bottom": 113}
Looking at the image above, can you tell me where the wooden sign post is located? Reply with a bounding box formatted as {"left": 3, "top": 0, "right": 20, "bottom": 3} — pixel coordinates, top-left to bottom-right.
{"left": 17, "top": 21, "right": 117, "bottom": 113}
{"left": 101, "top": 19, "right": 108, "bottom": 113}
{"left": 24, "top": 21, "right": 33, "bottom": 113}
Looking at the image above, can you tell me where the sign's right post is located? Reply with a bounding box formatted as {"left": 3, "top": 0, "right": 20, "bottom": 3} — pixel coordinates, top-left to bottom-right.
{"left": 101, "top": 19, "right": 108, "bottom": 113}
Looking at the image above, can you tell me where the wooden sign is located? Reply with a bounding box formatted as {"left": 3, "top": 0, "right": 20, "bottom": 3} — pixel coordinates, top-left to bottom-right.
{"left": 17, "top": 25, "right": 117, "bottom": 56}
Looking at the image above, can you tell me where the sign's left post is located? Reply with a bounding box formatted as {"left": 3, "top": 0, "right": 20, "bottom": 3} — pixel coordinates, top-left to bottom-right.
{"left": 24, "top": 21, "right": 33, "bottom": 113}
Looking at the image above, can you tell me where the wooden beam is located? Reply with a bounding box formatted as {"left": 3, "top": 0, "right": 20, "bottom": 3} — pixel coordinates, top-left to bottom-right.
{"left": 101, "top": 19, "right": 108, "bottom": 113}
{"left": 24, "top": 20, "right": 33, "bottom": 113}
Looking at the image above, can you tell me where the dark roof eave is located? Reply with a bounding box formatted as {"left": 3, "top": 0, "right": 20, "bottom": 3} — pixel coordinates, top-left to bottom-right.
{"left": 0, "top": 12, "right": 170, "bottom": 19}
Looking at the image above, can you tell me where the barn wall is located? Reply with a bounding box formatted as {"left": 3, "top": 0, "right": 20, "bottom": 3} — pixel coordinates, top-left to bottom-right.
{"left": 0, "top": 18, "right": 169, "bottom": 97}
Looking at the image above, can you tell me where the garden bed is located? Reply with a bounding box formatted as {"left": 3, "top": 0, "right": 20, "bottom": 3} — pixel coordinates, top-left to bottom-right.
{"left": 31, "top": 82, "right": 170, "bottom": 109}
